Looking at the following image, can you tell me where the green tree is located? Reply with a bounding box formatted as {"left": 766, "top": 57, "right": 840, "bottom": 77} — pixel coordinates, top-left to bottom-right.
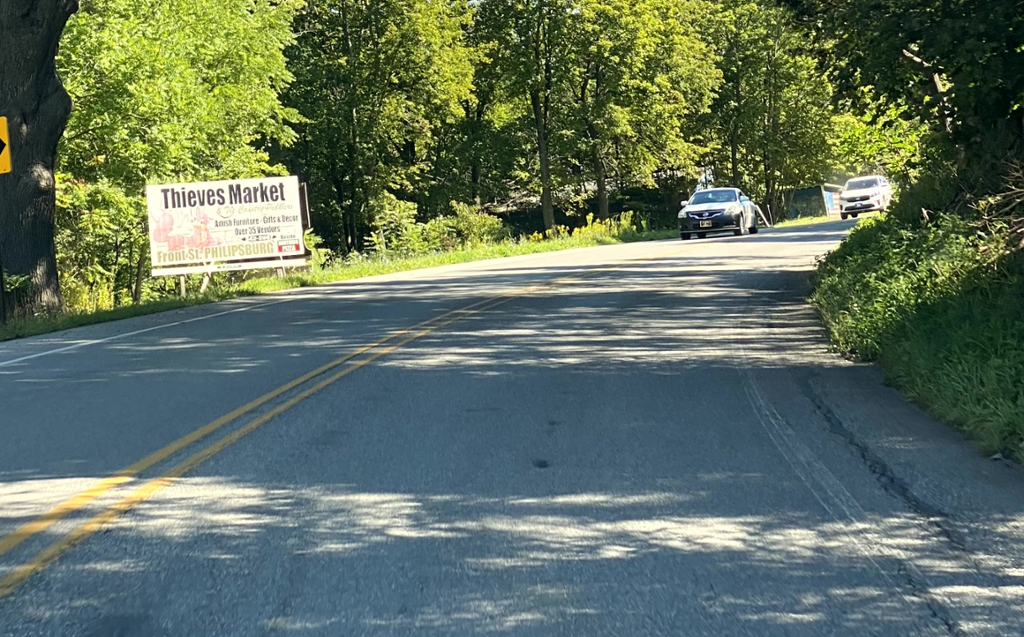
{"left": 55, "top": 0, "right": 301, "bottom": 309}
{"left": 422, "top": 14, "right": 535, "bottom": 215}
{"left": 704, "top": 1, "right": 834, "bottom": 216}
{"left": 474, "top": 0, "right": 577, "bottom": 230}
{"left": 281, "top": 0, "right": 475, "bottom": 251}
{"left": 782, "top": 0, "right": 1024, "bottom": 188}
{"left": 564, "top": 0, "right": 720, "bottom": 219}
{"left": 829, "top": 94, "right": 927, "bottom": 187}
{"left": 0, "top": 0, "right": 78, "bottom": 316}
{"left": 60, "top": 0, "right": 300, "bottom": 189}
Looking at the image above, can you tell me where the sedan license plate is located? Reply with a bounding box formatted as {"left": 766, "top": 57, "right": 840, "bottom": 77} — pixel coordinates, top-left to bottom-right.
{"left": 699, "top": 221, "right": 713, "bottom": 228}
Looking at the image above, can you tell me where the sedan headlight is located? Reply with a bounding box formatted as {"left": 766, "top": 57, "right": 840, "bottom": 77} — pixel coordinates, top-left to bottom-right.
{"left": 678, "top": 210, "right": 688, "bottom": 219}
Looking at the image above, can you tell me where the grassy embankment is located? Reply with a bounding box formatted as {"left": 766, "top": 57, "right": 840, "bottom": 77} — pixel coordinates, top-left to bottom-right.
{"left": 811, "top": 205, "right": 1024, "bottom": 459}
{"left": 0, "top": 228, "right": 676, "bottom": 343}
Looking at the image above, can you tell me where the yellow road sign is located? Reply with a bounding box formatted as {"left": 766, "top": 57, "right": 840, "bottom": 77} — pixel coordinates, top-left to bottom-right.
{"left": 0, "top": 117, "right": 10, "bottom": 175}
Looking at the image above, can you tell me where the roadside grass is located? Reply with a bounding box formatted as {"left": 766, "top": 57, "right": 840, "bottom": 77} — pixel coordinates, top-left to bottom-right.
{"left": 0, "top": 229, "right": 676, "bottom": 343}
{"left": 811, "top": 214, "right": 1024, "bottom": 459}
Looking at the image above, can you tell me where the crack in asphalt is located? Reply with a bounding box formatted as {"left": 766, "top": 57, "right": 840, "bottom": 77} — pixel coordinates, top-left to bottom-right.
{"left": 742, "top": 276, "right": 968, "bottom": 636}
{"left": 796, "top": 373, "right": 975, "bottom": 559}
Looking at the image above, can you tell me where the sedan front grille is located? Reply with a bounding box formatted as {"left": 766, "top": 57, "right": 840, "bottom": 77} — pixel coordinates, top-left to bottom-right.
{"left": 689, "top": 210, "right": 725, "bottom": 219}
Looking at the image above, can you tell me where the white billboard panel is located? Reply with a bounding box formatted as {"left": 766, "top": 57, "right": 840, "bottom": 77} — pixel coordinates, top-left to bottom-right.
{"left": 147, "top": 176, "right": 307, "bottom": 276}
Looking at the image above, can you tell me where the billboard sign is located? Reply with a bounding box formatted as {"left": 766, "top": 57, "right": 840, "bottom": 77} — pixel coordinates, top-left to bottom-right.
{"left": 146, "top": 176, "right": 307, "bottom": 276}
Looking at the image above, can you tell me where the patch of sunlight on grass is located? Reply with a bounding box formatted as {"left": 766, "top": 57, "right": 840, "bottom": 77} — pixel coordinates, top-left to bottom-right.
{"left": 774, "top": 215, "right": 843, "bottom": 228}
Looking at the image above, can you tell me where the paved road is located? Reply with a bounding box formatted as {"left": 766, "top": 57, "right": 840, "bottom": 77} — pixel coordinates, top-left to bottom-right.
{"left": 1, "top": 221, "right": 1023, "bottom": 636}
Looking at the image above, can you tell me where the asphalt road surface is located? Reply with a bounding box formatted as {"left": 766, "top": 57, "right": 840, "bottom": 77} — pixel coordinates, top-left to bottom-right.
{"left": 2, "top": 221, "right": 1023, "bottom": 636}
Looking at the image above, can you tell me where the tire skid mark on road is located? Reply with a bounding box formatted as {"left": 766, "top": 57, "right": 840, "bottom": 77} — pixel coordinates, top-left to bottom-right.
{"left": 0, "top": 241, "right": 704, "bottom": 600}
{"left": 737, "top": 276, "right": 967, "bottom": 636}
{"left": 742, "top": 377, "right": 963, "bottom": 636}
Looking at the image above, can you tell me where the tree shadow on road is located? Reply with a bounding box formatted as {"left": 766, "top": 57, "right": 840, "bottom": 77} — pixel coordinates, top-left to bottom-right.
{"left": 1, "top": 222, "right": 1023, "bottom": 636}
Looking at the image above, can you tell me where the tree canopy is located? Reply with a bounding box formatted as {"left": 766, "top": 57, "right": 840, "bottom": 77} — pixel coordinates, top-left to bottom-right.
{"left": 51, "top": 0, "right": 300, "bottom": 308}
{"left": 1, "top": 0, "right": 1017, "bottom": 315}
{"left": 783, "top": 0, "right": 1023, "bottom": 181}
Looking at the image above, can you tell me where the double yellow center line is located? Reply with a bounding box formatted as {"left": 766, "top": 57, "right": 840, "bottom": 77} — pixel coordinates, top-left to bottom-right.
{"left": 0, "top": 290, "right": 528, "bottom": 598}
{"left": 0, "top": 245, "right": 696, "bottom": 598}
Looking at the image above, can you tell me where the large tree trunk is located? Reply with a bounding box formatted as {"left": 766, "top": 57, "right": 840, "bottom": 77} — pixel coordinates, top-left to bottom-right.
{"left": 470, "top": 98, "right": 485, "bottom": 207}
{"left": 530, "top": 4, "right": 555, "bottom": 232}
{"left": 531, "top": 90, "right": 555, "bottom": 231}
{"left": 594, "top": 153, "right": 609, "bottom": 220}
{"left": 344, "top": 113, "right": 359, "bottom": 253}
{"left": 339, "top": 1, "right": 360, "bottom": 254}
{"left": 586, "top": 69, "right": 609, "bottom": 221}
{"left": 471, "top": 161, "right": 482, "bottom": 207}
{"left": 0, "top": 0, "right": 77, "bottom": 317}
{"left": 132, "top": 242, "right": 146, "bottom": 305}
{"left": 730, "top": 74, "right": 741, "bottom": 187}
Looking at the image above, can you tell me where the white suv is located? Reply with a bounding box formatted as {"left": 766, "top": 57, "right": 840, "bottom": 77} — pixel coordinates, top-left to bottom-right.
{"left": 840, "top": 175, "right": 893, "bottom": 219}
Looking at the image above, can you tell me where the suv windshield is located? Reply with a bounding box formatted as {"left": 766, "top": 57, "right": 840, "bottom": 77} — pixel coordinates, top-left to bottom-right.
{"left": 846, "top": 178, "right": 880, "bottom": 191}
{"left": 690, "top": 190, "right": 738, "bottom": 205}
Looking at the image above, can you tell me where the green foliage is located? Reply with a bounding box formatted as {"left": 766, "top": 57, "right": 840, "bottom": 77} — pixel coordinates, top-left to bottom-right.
{"left": 812, "top": 211, "right": 1024, "bottom": 458}
{"left": 565, "top": 0, "right": 722, "bottom": 193}
{"left": 369, "top": 195, "right": 508, "bottom": 255}
{"left": 446, "top": 201, "right": 508, "bottom": 245}
{"left": 280, "top": 0, "right": 476, "bottom": 250}
{"left": 59, "top": 0, "right": 300, "bottom": 187}
{"left": 829, "top": 94, "right": 928, "bottom": 187}
{"left": 303, "top": 229, "right": 335, "bottom": 271}
{"left": 784, "top": 0, "right": 1023, "bottom": 195}
{"left": 571, "top": 211, "right": 640, "bottom": 240}
{"left": 796, "top": 0, "right": 1023, "bottom": 144}
{"left": 368, "top": 194, "right": 423, "bottom": 255}
{"left": 473, "top": 0, "right": 721, "bottom": 223}
{"left": 54, "top": 0, "right": 301, "bottom": 310}
{"left": 55, "top": 177, "right": 148, "bottom": 311}
{"left": 2, "top": 272, "right": 31, "bottom": 295}
{"left": 703, "top": 1, "right": 834, "bottom": 214}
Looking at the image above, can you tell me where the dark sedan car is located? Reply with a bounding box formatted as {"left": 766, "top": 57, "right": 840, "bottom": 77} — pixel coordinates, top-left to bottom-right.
{"left": 678, "top": 188, "right": 760, "bottom": 240}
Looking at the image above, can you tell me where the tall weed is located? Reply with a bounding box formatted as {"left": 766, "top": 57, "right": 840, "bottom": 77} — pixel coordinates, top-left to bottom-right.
{"left": 812, "top": 210, "right": 1024, "bottom": 458}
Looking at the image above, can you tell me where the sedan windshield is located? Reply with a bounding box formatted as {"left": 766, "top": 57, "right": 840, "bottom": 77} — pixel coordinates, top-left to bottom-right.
{"left": 846, "top": 178, "right": 879, "bottom": 190}
{"left": 690, "top": 190, "right": 738, "bottom": 205}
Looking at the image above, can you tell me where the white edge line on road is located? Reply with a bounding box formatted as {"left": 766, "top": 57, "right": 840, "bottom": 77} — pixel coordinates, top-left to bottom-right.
{"left": 0, "top": 298, "right": 292, "bottom": 369}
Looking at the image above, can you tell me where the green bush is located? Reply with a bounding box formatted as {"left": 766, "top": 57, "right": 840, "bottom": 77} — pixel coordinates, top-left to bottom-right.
{"left": 449, "top": 201, "right": 508, "bottom": 245}
{"left": 368, "top": 195, "right": 508, "bottom": 256}
{"left": 303, "top": 229, "right": 335, "bottom": 270}
{"left": 55, "top": 177, "right": 151, "bottom": 312}
{"left": 421, "top": 216, "right": 460, "bottom": 252}
{"left": 571, "top": 211, "right": 640, "bottom": 240}
{"left": 367, "top": 193, "right": 424, "bottom": 255}
{"left": 812, "top": 212, "right": 1024, "bottom": 458}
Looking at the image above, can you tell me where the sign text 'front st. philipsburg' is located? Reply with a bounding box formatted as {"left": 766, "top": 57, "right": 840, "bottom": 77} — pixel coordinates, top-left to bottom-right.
{"left": 146, "top": 176, "right": 307, "bottom": 276}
